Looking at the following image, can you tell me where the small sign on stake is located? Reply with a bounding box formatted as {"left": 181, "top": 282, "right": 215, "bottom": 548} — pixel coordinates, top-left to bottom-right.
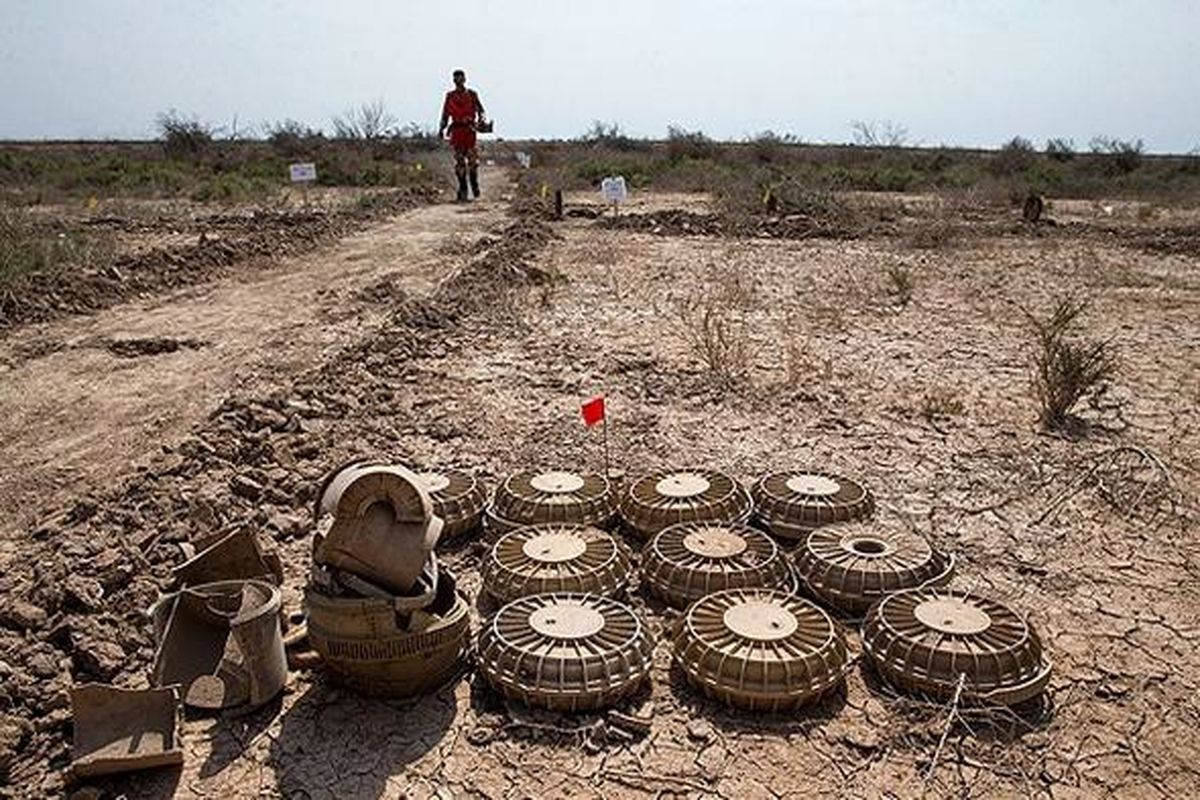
{"left": 288, "top": 163, "right": 317, "bottom": 183}
{"left": 289, "top": 162, "right": 317, "bottom": 208}
{"left": 600, "top": 176, "right": 627, "bottom": 216}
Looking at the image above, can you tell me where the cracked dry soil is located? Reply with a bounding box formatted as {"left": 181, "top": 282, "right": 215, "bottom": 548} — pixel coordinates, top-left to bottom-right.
{"left": 0, "top": 177, "right": 1198, "bottom": 799}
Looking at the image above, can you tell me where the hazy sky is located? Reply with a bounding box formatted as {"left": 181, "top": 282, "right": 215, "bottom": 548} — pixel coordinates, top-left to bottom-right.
{"left": 3, "top": 0, "right": 1198, "bottom": 152}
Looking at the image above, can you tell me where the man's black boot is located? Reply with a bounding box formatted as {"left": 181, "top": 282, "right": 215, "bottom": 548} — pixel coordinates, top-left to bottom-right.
{"left": 469, "top": 169, "right": 480, "bottom": 198}
{"left": 456, "top": 175, "right": 468, "bottom": 202}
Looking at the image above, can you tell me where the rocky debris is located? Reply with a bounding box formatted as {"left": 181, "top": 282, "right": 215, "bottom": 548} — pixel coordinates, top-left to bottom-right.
{"left": 686, "top": 718, "right": 714, "bottom": 742}
{"left": 63, "top": 576, "right": 105, "bottom": 612}
{"left": 0, "top": 599, "right": 48, "bottom": 631}
{"left": 101, "top": 336, "right": 207, "bottom": 359}
{"left": 602, "top": 208, "right": 857, "bottom": 240}
{"left": 0, "top": 208, "right": 558, "bottom": 789}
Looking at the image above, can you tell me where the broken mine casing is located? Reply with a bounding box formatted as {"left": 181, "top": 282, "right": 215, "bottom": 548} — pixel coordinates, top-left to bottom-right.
{"left": 477, "top": 592, "right": 654, "bottom": 712}
{"left": 795, "top": 520, "right": 954, "bottom": 615}
{"left": 173, "top": 527, "right": 283, "bottom": 587}
{"left": 414, "top": 467, "right": 488, "bottom": 543}
{"left": 150, "top": 579, "right": 286, "bottom": 711}
{"left": 304, "top": 568, "right": 470, "bottom": 697}
{"left": 752, "top": 470, "right": 875, "bottom": 540}
{"left": 673, "top": 588, "right": 850, "bottom": 712}
{"left": 861, "top": 587, "right": 1052, "bottom": 706}
{"left": 484, "top": 469, "right": 619, "bottom": 539}
{"left": 642, "top": 521, "right": 795, "bottom": 609}
{"left": 620, "top": 469, "right": 753, "bottom": 539}
{"left": 69, "top": 684, "right": 183, "bottom": 779}
{"left": 481, "top": 523, "right": 633, "bottom": 604}
{"left": 314, "top": 460, "right": 444, "bottom": 595}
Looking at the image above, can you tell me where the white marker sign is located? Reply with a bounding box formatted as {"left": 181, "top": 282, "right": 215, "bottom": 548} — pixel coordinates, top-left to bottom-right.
{"left": 289, "top": 162, "right": 317, "bottom": 183}
{"left": 600, "top": 175, "right": 628, "bottom": 204}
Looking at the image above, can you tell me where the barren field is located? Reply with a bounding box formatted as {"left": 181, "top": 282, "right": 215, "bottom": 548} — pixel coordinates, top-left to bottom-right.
{"left": 1, "top": 166, "right": 1198, "bottom": 799}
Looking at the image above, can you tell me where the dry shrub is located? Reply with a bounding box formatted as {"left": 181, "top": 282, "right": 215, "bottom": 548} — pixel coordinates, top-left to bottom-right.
{"left": 884, "top": 263, "right": 914, "bottom": 306}
{"left": 1023, "top": 294, "right": 1119, "bottom": 430}
{"left": 671, "top": 263, "right": 758, "bottom": 389}
{"left": 779, "top": 310, "right": 832, "bottom": 389}
{"left": 920, "top": 387, "right": 964, "bottom": 423}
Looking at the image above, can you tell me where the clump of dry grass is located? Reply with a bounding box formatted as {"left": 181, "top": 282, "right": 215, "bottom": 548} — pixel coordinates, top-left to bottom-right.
{"left": 670, "top": 260, "right": 759, "bottom": 389}
{"left": 1023, "top": 293, "right": 1119, "bottom": 430}
{"left": 920, "top": 387, "right": 964, "bottom": 423}
{"left": 884, "top": 263, "right": 914, "bottom": 306}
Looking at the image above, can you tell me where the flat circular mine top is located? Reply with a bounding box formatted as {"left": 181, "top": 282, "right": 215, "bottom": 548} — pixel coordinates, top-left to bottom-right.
{"left": 415, "top": 471, "right": 452, "bottom": 494}
{"left": 914, "top": 597, "right": 992, "bottom": 635}
{"left": 723, "top": 600, "right": 799, "bottom": 641}
{"left": 683, "top": 527, "right": 749, "bottom": 559}
{"left": 530, "top": 471, "right": 586, "bottom": 494}
{"left": 786, "top": 474, "right": 841, "bottom": 496}
{"left": 842, "top": 535, "right": 893, "bottom": 558}
{"left": 521, "top": 531, "right": 588, "bottom": 563}
{"left": 529, "top": 601, "right": 606, "bottom": 639}
{"left": 656, "top": 472, "right": 712, "bottom": 498}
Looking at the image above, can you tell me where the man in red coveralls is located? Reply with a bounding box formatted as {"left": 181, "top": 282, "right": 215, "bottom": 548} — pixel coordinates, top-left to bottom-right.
{"left": 438, "top": 69, "right": 487, "bottom": 202}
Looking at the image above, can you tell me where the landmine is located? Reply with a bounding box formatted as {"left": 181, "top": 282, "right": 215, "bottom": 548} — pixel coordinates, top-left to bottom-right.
{"left": 620, "top": 469, "right": 753, "bottom": 539}
{"left": 477, "top": 592, "right": 654, "bottom": 711}
{"left": 482, "top": 523, "right": 633, "bottom": 603}
{"left": 752, "top": 470, "right": 875, "bottom": 540}
{"left": 304, "top": 459, "right": 469, "bottom": 696}
{"left": 484, "top": 469, "right": 618, "bottom": 539}
{"left": 795, "top": 519, "right": 954, "bottom": 614}
{"left": 150, "top": 579, "right": 286, "bottom": 710}
{"left": 415, "top": 467, "right": 488, "bottom": 543}
{"left": 69, "top": 684, "right": 183, "bottom": 779}
{"left": 173, "top": 527, "right": 283, "bottom": 587}
{"left": 642, "top": 522, "right": 794, "bottom": 608}
{"left": 673, "top": 588, "right": 850, "bottom": 711}
{"left": 314, "top": 461, "right": 444, "bottom": 595}
{"left": 861, "top": 587, "right": 1052, "bottom": 705}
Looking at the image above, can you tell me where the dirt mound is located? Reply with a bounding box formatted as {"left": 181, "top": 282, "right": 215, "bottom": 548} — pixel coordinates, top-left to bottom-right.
{"left": 0, "top": 210, "right": 556, "bottom": 795}
{"left": 603, "top": 208, "right": 856, "bottom": 240}
{"left": 0, "top": 186, "right": 439, "bottom": 333}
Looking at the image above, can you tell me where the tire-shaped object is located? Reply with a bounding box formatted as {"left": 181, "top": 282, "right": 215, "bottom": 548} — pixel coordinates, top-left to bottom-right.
{"left": 753, "top": 470, "right": 874, "bottom": 540}
{"left": 477, "top": 593, "right": 653, "bottom": 711}
{"left": 643, "top": 522, "right": 793, "bottom": 608}
{"left": 415, "top": 468, "right": 487, "bottom": 543}
{"left": 482, "top": 524, "right": 633, "bottom": 603}
{"left": 305, "top": 588, "right": 470, "bottom": 697}
{"left": 491, "top": 470, "right": 618, "bottom": 531}
{"left": 621, "top": 469, "right": 752, "bottom": 539}
{"left": 861, "top": 588, "right": 1051, "bottom": 706}
{"left": 796, "top": 521, "right": 954, "bottom": 614}
{"left": 674, "top": 588, "right": 849, "bottom": 711}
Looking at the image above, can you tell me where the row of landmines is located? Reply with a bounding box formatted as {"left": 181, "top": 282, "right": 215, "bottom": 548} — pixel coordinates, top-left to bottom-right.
{"left": 68, "top": 463, "right": 1051, "bottom": 782}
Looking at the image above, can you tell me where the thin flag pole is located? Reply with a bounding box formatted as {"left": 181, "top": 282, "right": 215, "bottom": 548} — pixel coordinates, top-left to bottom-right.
{"left": 602, "top": 413, "right": 611, "bottom": 477}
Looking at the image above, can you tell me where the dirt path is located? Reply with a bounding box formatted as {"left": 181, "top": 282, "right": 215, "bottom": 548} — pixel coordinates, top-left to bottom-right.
{"left": 0, "top": 169, "right": 507, "bottom": 543}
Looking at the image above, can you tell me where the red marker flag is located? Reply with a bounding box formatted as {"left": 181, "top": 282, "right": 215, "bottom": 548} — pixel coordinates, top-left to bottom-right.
{"left": 581, "top": 395, "right": 605, "bottom": 427}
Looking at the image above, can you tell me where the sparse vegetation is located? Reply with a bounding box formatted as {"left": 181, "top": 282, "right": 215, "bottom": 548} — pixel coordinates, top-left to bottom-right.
{"left": 920, "top": 387, "right": 964, "bottom": 423}
{"left": 884, "top": 263, "right": 914, "bottom": 306}
{"left": 0, "top": 209, "right": 109, "bottom": 287}
{"left": 1045, "top": 138, "right": 1076, "bottom": 162}
{"left": 1023, "top": 294, "right": 1120, "bottom": 430}
{"left": 671, "top": 264, "right": 758, "bottom": 389}
{"left": 990, "top": 136, "right": 1036, "bottom": 175}
{"left": 156, "top": 109, "right": 215, "bottom": 159}
{"left": 1089, "top": 136, "right": 1144, "bottom": 176}
{"left": 850, "top": 120, "right": 909, "bottom": 147}
{"left": 331, "top": 100, "right": 399, "bottom": 140}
